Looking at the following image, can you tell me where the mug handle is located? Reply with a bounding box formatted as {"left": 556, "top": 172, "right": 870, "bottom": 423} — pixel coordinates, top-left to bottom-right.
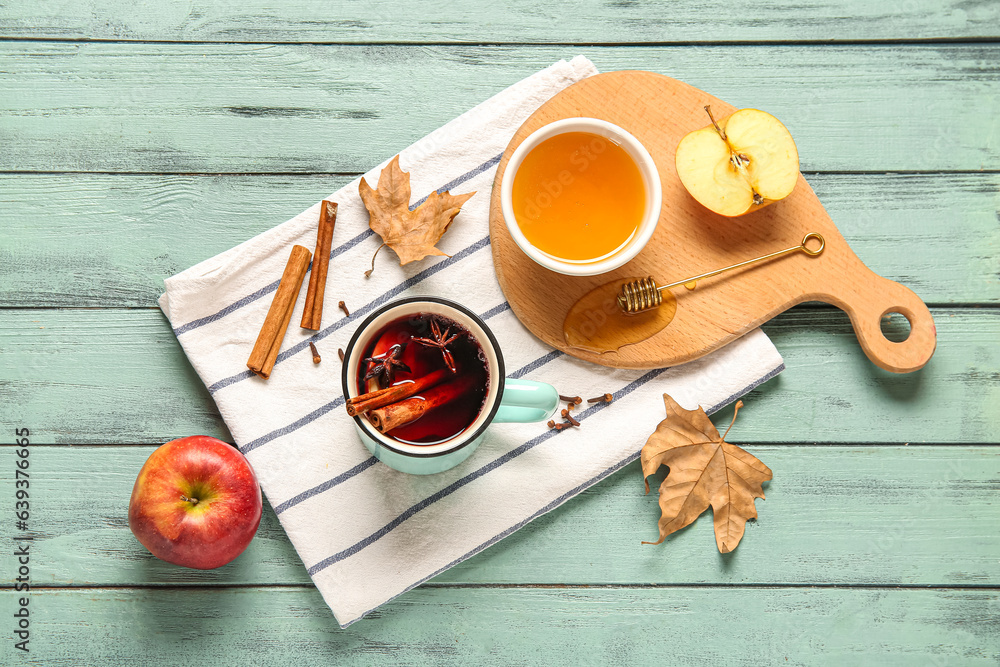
{"left": 493, "top": 378, "right": 560, "bottom": 423}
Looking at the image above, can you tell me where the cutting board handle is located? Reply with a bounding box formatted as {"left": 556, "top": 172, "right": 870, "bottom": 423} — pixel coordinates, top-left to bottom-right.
{"left": 833, "top": 269, "right": 937, "bottom": 373}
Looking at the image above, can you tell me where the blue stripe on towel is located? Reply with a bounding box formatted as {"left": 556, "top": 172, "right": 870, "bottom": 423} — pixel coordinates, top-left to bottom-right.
{"left": 479, "top": 301, "right": 511, "bottom": 320}
{"left": 306, "top": 367, "right": 671, "bottom": 576}
{"left": 272, "top": 456, "right": 380, "bottom": 515}
{"left": 208, "top": 235, "right": 491, "bottom": 394}
{"left": 508, "top": 350, "right": 562, "bottom": 379}
{"left": 344, "top": 448, "right": 639, "bottom": 628}
{"left": 410, "top": 153, "right": 502, "bottom": 209}
{"left": 263, "top": 343, "right": 567, "bottom": 508}
{"left": 172, "top": 278, "right": 284, "bottom": 337}
{"left": 172, "top": 229, "right": 376, "bottom": 336}
{"left": 172, "top": 152, "right": 503, "bottom": 337}
{"left": 335, "top": 365, "right": 783, "bottom": 628}
{"left": 241, "top": 397, "right": 345, "bottom": 455}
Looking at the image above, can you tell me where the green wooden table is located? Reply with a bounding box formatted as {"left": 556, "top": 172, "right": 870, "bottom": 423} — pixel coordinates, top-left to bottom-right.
{"left": 2, "top": 2, "right": 999, "bottom": 664}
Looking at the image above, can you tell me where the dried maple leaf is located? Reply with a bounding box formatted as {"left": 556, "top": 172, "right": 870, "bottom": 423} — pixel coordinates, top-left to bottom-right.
{"left": 358, "top": 155, "right": 475, "bottom": 276}
{"left": 641, "top": 395, "right": 772, "bottom": 553}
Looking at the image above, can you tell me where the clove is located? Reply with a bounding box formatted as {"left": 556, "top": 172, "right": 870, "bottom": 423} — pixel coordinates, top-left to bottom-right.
{"left": 561, "top": 411, "right": 581, "bottom": 427}
{"left": 309, "top": 341, "right": 321, "bottom": 364}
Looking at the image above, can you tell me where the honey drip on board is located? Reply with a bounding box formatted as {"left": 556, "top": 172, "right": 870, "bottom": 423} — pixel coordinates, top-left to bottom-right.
{"left": 512, "top": 131, "right": 645, "bottom": 262}
{"left": 563, "top": 278, "right": 678, "bottom": 354}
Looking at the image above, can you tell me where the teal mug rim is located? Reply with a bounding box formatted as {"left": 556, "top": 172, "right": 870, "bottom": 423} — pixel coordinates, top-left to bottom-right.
{"left": 341, "top": 296, "right": 506, "bottom": 459}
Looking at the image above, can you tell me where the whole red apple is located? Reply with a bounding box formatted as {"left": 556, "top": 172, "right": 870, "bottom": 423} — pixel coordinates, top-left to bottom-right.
{"left": 128, "top": 435, "right": 262, "bottom": 569}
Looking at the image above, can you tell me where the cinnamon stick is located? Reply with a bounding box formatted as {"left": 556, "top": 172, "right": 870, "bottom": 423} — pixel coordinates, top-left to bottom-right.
{"left": 248, "top": 244, "right": 312, "bottom": 379}
{"left": 300, "top": 200, "right": 337, "bottom": 330}
{"left": 346, "top": 367, "right": 451, "bottom": 416}
{"left": 367, "top": 373, "right": 477, "bottom": 434}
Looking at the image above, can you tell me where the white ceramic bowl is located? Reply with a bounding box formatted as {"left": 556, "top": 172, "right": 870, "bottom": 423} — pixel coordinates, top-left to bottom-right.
{"left": 499, "top": 117, "right": 662, "bottom": 277}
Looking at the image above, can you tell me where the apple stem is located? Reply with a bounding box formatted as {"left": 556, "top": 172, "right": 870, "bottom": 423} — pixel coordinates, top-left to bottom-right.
{"left": 180, "top": 494, "right": 200, "bottom": 505}
{"left": 704, "top": 105, "right": 727, "bottom": 141}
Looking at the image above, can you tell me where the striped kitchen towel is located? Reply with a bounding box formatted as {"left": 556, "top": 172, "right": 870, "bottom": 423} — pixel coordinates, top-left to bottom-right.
{"left": 158, "top": 55, "right": 784, "bottom": 627}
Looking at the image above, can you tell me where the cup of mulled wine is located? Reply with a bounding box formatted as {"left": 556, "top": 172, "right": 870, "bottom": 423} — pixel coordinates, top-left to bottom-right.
{"left": 341, "top": 296, "right": 560, "bottom": 475}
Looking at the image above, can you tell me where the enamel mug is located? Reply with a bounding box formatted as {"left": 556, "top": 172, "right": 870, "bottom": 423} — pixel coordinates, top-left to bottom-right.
{"left": 342, "top": 296, "right": 559, "bottom": 475}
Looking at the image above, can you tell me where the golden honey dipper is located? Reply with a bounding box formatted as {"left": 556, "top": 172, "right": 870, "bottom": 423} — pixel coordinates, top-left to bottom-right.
{"left": 616, "top": 232, "right": 826, "bottom": 314}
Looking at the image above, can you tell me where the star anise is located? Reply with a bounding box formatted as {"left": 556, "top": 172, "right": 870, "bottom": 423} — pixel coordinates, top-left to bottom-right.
{"left": 412, "top": 318, "right": 461, "bottom": 373}
{"left": 363, "top": 344, "right": 411, "bottom": 387}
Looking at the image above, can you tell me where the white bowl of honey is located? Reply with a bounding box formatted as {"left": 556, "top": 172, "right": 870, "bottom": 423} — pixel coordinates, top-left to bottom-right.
{"left": 500, "top": 117, "right": 661, "bottom": 276}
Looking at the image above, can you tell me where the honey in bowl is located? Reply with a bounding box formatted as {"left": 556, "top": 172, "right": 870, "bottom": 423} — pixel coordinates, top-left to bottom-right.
{"left": 511, "top": 131, "right": 646, "bottom": 262}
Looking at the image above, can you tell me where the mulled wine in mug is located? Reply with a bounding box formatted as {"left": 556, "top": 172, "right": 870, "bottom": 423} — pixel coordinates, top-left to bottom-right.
{"left": 342, "top": 297, "right": 559, "bottom": 475}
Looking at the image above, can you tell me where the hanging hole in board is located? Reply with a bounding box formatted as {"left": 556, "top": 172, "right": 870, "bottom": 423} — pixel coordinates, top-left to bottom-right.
{"left": 880, "top": 310, "right": 911, "bottom": 343}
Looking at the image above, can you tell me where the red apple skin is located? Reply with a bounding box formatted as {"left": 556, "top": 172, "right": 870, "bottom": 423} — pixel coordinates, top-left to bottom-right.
{"left": 128, "top": 436, "right": 262, "bottom": 570}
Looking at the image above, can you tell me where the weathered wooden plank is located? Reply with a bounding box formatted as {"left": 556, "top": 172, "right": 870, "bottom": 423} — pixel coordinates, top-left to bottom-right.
{"left": 5, "top": 586, "right": 997, "bottom": 665}
{"left": 2, "top": 172, "right": 995, "bottom": 307}
{"left": 0, "top": 173, "right": 351, "bottom": 307}
{"left": 1, "top": 308, "right": 997, "bottom": 446}
{"left": 0, "top": 309, "right": 232, "bottom": 444}
{"left": 1, "top": 44, "right": 997, "bottom": 173}
{"left": 1, "top": 0, "right": 997, "bottom": 43}
{"left": 2, "top": 445, "right": 997, "bottom": 588}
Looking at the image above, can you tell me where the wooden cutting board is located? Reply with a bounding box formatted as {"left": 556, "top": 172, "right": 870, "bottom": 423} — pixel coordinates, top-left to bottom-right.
{"left": 488, "top": 70, "right": 936, "bottom": 373}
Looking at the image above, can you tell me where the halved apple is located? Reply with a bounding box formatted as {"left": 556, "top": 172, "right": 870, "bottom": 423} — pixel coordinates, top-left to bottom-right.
{"left": 675, "top": 107, "right": 799, "bottom": 217}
